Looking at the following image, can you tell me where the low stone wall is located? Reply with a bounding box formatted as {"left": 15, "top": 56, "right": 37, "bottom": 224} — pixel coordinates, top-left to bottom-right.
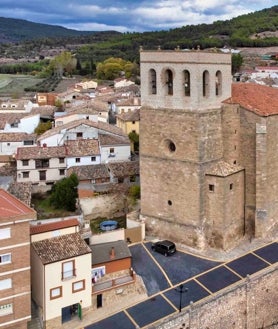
{"left": 149, "top": 265, "right": 278, "bottom": 329}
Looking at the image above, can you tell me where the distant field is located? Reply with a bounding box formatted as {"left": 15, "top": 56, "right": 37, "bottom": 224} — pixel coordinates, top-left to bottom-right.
{"left": 0, "top": 74, "right": 43, "bottom": 97}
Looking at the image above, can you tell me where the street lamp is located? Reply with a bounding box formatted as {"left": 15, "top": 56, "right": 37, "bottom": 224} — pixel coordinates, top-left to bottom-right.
{"left": 175, "top": 284, "right": 188, "bottom": 312}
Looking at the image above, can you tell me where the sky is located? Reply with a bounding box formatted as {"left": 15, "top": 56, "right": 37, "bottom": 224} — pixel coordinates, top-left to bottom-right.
{"left": 1, "top": 0, "right": 277, "bottom": 33}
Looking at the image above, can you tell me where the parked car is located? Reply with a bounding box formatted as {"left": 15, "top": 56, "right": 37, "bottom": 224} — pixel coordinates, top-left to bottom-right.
{"left": 151, "top": 240, "right": 176, "bottom": 256}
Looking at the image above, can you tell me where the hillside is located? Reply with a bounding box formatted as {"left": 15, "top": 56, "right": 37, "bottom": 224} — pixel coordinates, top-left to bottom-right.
{"left": 0, "top": 6, "right": 277, "bottom": 65}
{"left": 0, "top": 17, "right": 93, "bottom": 43}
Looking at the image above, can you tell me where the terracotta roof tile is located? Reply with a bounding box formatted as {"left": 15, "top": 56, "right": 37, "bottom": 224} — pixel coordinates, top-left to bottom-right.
{"left": 32, "top": 232, "right": 91, "bottom": 264}
{"left": 65, "top": 139, "right": 100, "bottom": 156}
{"left": 99, "top": 134, "right": 129, "bottom": 146}
{"left": 16, "top": 145, "right": 66, "bottom": 160}
{"left": 0, "top": 132, "right": 36, "bottom": 142}
{"left": 30, "top": 218, "right": 79, "bottom": 235}
{"left": 0, "top": 188, "right": 36, "bottom": 220}
{"left": 206, "top": 161, "right": 244, "bottom": 177}
{"left": 67, "top": 164, "right": 110, "bottom": 180}
{"left": 225, "top": 83, "right": 278, "bottom": 116}
{"left": 107, "top": 161, "right": 139, "bottom": 176}
{"left": 116, "top": 108, "right": 140, "bottom": 122}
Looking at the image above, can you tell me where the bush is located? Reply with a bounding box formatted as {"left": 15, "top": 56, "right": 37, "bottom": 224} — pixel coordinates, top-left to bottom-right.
{"left": 50, "top": 174, "right": 79, "bottom": 211}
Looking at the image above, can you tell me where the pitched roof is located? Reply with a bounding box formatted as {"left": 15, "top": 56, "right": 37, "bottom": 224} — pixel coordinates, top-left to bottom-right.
{"left": 224, "top": 83, "right": 278, "bottom": 116}
{"left": 0, "top": 188, "right": 36, "bottom": 220}
{"left": 0, "top": 132, "right": 36, "bottom": 142}
{"left": 67, "top": 164, "right": 110, "bottom": 180}
{"left": 37, "top": 119, "right": 126, "bottom": 141}
{"left": 107, "top": 161, "right": 139, "bottom": 177}
{"left": 206, "top": 161, "right": 244, "bottom": 177}
{"left": 65, "top": 139, "right": 100, "bottom": 156}
{"left": 32, "top": 232, "right": 91, "bottom": 264}
{"left": 99, "top": 133, "right": 129, "bottom": 146}
{"left": 16, "top": 145, "right": 66, "bottom": 160}
{"left": 30, "top": 218, "right": 79, "bottom": 235}
{"left": 90, "top": 240, "right": 131, "bottom": 265}
{"left": 116, "top": 108, "right": 140, "bottom": 122}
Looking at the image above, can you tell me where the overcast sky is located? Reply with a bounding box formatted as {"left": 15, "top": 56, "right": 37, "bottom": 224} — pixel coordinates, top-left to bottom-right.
{"left": 1, "top": 0, "right": 276, "bottom": 33}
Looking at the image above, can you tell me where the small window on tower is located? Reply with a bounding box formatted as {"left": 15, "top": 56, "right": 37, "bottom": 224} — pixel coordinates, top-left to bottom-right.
{"left": 209, "top": 184, "right": 215, "bottom": 192}
{"left": 230, "top": 183, "right": 233, "bottom": 190}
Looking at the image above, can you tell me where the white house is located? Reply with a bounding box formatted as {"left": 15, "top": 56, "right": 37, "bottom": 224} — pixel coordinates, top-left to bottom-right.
{"left": 0, "top": 132, "right": 36, "bottom": 157}
{"left": 2, "top": 113, "right": 40, "bottom": 134}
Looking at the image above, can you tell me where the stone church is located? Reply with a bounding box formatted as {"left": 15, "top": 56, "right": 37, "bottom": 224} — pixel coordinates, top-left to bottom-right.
{"left": 139, "top": 47, "right": 278, "bottom": 250}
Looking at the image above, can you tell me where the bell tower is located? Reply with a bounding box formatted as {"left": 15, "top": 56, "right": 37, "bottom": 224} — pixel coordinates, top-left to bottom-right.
{"left": 140, "top": 48, "right": 245, "bottom": 249}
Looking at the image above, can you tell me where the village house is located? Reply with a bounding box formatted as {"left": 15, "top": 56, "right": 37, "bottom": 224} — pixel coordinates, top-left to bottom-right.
{"left": 116, "top": 107, "right": 140, "bottom": 137}
{"left": 0, "top": 112, "right": 40, "bottom": 134}
{"left": 31, "top": 232, "right": 92, "bottom": 328}
{"left": 0, "top": 189, "right": 36, "bottom": 329}
{"left": 114, "top": 78, "right": 135, "bottom": 89}
{"left": 0, "top": 132, "right": 36, "bottom": 159}
{"left": 30, "top": 218, "right": 80, "bottom": 243}
{"left": 16, "top": 144, "right": 67, "bottom": 185}
{"left": 0, "top": 99, "right": 36, "bottom": 113}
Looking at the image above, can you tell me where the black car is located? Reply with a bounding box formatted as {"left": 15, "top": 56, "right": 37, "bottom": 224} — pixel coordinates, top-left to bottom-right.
{"left": 151, "top": 240, "right": 176, "bottom": 256}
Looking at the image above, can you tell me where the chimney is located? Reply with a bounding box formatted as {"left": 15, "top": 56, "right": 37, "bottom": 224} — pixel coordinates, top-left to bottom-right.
{"left": 110, "top": 247, "right": 115, "bottom": 259}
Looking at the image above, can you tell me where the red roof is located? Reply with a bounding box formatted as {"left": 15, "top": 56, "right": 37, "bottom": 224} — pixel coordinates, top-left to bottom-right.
{"left": 0, "top": 189, "right": 36, "bottom": 219}
{"left": 30, "top": 218, "right": 79, "bottom": 235}
{"left": 225, "top": 83, "right": 278, "bottom": 116}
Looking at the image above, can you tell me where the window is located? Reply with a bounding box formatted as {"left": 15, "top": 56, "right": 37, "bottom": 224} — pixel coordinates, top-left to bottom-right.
{"left": 184, "top": 70, "right": 190, "bottom": 96}
{"left": 59, "top": 169, "right": 65, "bottom": 176}
{"left": 0, "top": 278, "right": 12, "bottom": 290}
{"left": 76, "top": 132, "right": 83, "bottom": 138}
{"left": 0, "top": 228, "right": 11, "bottom": 240}
{"left": 50, "top": 286, "right": 62, "bottom": 300}
{"left": 39, "top": 171, "right": 46, "bottom": 181}
{"left": 59, "top": 157, "right": 65, "bottom": 164}
{"left": 62, "top": 260, "right": 75, "bottom": 280}
{"left": 91, "top": 156, "right": 96, "bottom": 162}
{"left": 203, "top": 70, "right": 209, "bottom": 97}
{"left": 72, "top": 280, "right": 85, "bottom": 293}
{"left": 35, "top": 159, "right": 49, "bottom": 168}
{"left": 0, "top": 303, "right": 13, "bottom": 316}
{"left": 0, "top": 253, "right": 11, "bottom": 265}
{"left": 230, "top": 183, "right": 233, "bottom": 190}
{"left": 132, "top": 121, "right": 135, "bottom": 124}
{"left": 7, "top": 143, "right": 10, "bottom": 146}
{"left": 109, "top": 148, "right": 115, "bottom": 157}
{"left": 165, "top": 69, "right": 173, "bottom": 95}
{"left": 22, "top": 172, "right": 29, "bottom": 178}
{"left": 23, "top": 140, "right": 34, "bottom": 146}
{"left": 209, "top": 184, "right": 215, "bottom": 192}
{"left": 149, "top": 69, "right": 157, "bottom": 95}
{"left": 75, "top": 158, "right": 81, "bottom": 163}
{"left": 22, "top": 160, "right": 29, "bottom": 166}
{"left": 215, "top": 71, "right": 222, "bottom": 96}
{"left": 130, "top": 175, "right": 136, "bottom": 183}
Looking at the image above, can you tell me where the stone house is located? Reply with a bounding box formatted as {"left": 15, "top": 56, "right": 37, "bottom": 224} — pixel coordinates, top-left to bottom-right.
{"left": 0, "top": 189, "right": 36, "bottom": 329}
{"left": 139, "top": 48, "right": 278, "bottom": 250}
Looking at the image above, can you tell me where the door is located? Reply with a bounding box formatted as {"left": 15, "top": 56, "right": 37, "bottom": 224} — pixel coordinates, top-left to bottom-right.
{"left": 97, "top": 294, "right": 102, "bottom": 308}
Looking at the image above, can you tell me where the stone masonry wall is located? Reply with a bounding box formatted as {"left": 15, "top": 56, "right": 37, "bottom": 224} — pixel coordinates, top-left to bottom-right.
{"left": 149, "top": 266, "right": 278, "bottom": 329}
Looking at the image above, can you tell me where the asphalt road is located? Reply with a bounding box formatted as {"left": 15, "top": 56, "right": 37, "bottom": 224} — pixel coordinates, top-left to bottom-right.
{"left": 85, "top": 241, "right": 278, "bottom": 329}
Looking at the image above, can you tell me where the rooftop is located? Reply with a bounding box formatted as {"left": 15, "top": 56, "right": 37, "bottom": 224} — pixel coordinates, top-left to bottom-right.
{"left": 225, "top": 83, "right": 278, "bottom": 116}
{"left": 0, "top": 188, "right": 36, "bottom": 220}
{"left": 32, "top": 232, "right": 91, "bottom": 264}
{"left": 30, "top": 218, "right": 79, "bottom": 235}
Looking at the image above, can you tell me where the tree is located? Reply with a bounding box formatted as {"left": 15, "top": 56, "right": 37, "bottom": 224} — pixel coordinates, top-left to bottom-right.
{"left": 48, "top": 51, "right": 77, "bottom": 77}
{"left": 34, "top": 121, "right": 52, "bottom": 135}
{"left": 128, "top": 131, "right": 139, "bottom": 152}
{"left": 232, "top": 53, "right": 244, "bottom": 74}
{"left": 50, "top": 173, "right": 79, "bottom": 211}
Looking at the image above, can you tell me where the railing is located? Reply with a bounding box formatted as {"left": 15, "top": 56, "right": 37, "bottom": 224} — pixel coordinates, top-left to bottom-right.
{"left": 92, "top": 272, "right": 136, "bottom": 294}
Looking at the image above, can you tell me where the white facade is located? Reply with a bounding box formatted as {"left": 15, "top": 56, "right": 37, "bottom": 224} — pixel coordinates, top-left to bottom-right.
{"left": 31, "top": 250, "right": 92, "bottom": 323}
{"left": 0, "top": 139, "right": 35, "bottom": 156}
{"left": 101, "top": 145, "right": 131, "bottom": 163}
{"left": 17, "top": 157, "right": 66, "bottom": 184}
{"left": 66, "top": 154, "right": 101, "bottom": 168}
{"left": 3, "top": 114, "right": 40, "bottom": 134}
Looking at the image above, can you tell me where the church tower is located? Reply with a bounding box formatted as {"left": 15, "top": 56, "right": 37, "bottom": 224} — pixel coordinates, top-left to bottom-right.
{"left": 139, "top": 48, "right": 245, "bottom": 250}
